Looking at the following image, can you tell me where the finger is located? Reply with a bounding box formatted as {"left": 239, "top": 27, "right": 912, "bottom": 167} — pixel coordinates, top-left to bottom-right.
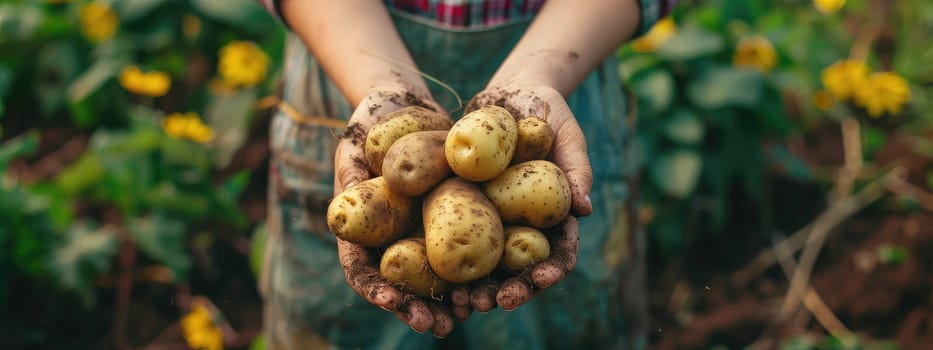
{"left": 394, "top": 299, "right": 434, "bottom": 334}
{"left": 531, "top": 262, "right": 565, "bottom": 289}
{"left": 532, "top": 217, "right": 579, "bottom": 288}
{"left": 427, "top": 303, "right": 454, "bottom": 338}
{"left": 336, "top": 239, "right": 402, "bottom": 311}
{"left": 452, "top": 305, "right": 473, "bottom": 322}
{"left": 451, "top": 286, "right": 471, "bottom": 307}
{"left": 496, "top": 278, "right": 534, "bottom": 311}
{"left": 333, "top": 136, "right": 369, "bottom": 194}
{"left": 470, "top": 284, "right": 497, "bottom": 313}
{"left": 548, "top": 108, "right": 593, "bottom": 217}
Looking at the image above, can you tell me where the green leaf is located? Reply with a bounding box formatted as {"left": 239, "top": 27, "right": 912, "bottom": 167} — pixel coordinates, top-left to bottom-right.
{"left": 755, "top": 85, "right": 792, "bottom": 136}
{"left": 0, "top": 3, "right": 44, "bottom": 43}
{"left": 112, "top": 0, "right": 172, "bottom": 21}
{"left": 655, "top": 25, "right": 725, "bottom": 61}
{"left": 616, "top": 55, "right": 659, "bottom": 81}
{"left": 28, "top": 183, "right": 74, "bottom": 230}
{"left": 145, "top": 182, "right": 211, "bottom": 217}
{"left": 36, "top": 41, "right": 81, "bottom": 116}
{"left": 55, "top": 153, "right": 105, "bottom": 195}
{"left": 664, "top": 109, "right": 705, "bottom": 145}
{"left": 204, "top": 88, "right": 258, "bottom": 167}
{"left": 128, "top": 213, "right": 192, "bottom": 281}
{"left": 927, "top": 171, "right": 933, "bottom": 191}
{"left": 68, "top": 58, "right": 124, "bottom": 104}
{"left": 861, "top": 126, "right": 887, "bottom": 159}
{"left": 687, "top": 65, "right": 764, "bottom": 110}
{"left": 190, "top": 0, "right": 275, "bottom": 33}
{"left": 162, "top": 136, "right": 212, "bottom": 173}
{"left": 250, "top": 222, "right": 267, "bottom": 277}
{"left": 48, "top": 221, "right": 119, "bottom": 307}
{"left": 630, "top": 69, "right": 675, "bottom": 116}
{"left": 0, "top": 130, "right": 38, "bottom": 168}
{"left": 249, "top": 334, "right": 267, "bottom": 350}
{"left": 877, "top": 244, "right": 908, "bottom": 265}
{"left": 0, "top": 62, "right": 13, "bottom": 100}
{"left": 651, "top": 149, "right": 703, "bottom": 199}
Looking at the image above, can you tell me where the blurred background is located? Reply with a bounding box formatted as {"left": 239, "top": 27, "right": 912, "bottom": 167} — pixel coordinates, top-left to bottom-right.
{"left": 0, "top": 0, "right": 930, "bottom": 349}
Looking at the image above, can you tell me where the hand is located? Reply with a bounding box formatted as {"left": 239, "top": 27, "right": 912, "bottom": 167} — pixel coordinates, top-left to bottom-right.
{"left": 332, "top": 84, "right": 456, "bottom": 338}
{"left": 452, "top": 84, "right": 592, "bottom": 315}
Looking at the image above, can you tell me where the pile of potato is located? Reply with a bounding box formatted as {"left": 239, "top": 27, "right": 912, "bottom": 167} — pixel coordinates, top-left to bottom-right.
{"left": 326, "top": 105, "right": 572, "bottom": 300}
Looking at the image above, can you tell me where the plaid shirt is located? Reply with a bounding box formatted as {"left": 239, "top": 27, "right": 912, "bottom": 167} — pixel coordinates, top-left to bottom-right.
{"left": 258, "top": 0, "right": 675, "bottom": 35}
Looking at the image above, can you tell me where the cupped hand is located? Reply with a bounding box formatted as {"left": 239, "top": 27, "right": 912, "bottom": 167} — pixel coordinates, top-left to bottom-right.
{"left": 451, "top": 84, "right": 592, "bottom": 316}
{"left": 332, "top": 84, "right": 456, "bottom": 338}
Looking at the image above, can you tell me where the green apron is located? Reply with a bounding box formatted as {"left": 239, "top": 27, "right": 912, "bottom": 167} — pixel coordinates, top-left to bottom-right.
{"left": 261, "top": 10, "right": 647, "bottom": 350}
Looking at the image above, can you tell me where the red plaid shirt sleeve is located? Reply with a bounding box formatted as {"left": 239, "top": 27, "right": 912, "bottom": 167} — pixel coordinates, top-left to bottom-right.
{"left": 258, "top": 0, "right": 674, "bottom": 33}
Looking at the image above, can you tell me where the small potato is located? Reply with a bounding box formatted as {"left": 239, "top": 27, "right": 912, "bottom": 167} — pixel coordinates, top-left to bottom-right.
{"left": 499, "top": 226, "right": 550, "bottom": 272}
{"left": 512, "top": 117, "right": 554, "bottom": 164}
{"left": 424, "top": 178, "right": 504, "bottom": 283}
{"left": 326, "top": 177, "right": 415, "bottom": 247}
{"left": 380, "top": 238, "right": 449, "bottom": 298}
{"left": 444, "top": 106, "right": 517, "bottom": 182}
{"left": 382, "top": 130, "right": 452, "bottom": 196}
{"left": 365, "top": 106, "right": 452, "bottom": 175}
{"left": 483, "top": 160, "right": 571, "bottom": 229}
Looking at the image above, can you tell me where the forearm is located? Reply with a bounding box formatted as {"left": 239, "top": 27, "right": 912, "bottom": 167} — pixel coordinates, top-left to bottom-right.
{"left": 488, "top": 0, "right": 642, "bottom": 96}
{"left": 280, "top": 0, "right": 428, "bottom": 107}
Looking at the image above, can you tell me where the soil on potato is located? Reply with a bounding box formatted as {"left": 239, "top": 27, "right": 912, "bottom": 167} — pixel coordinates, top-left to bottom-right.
{"left": 5, "top": 107, "right": 932, "bottom": 350}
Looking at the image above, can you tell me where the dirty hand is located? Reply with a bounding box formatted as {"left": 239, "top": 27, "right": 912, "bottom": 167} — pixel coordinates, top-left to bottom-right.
{"left": 332, "top": 84, "right": 456, "bottom": 338}
{"left": 450, "top": 84, "right": 592, "bottom": 317}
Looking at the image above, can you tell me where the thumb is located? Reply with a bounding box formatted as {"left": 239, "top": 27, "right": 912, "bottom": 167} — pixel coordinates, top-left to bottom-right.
{"left": 549, "top": 112, "right": 593, "bottom": 217}
{"left": 333, "top": 123, "right": 371, "bottom": 194}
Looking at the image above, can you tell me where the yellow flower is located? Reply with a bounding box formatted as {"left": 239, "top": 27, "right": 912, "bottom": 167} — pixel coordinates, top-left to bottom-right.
{"left": 813, "top": 90, "right": 835, "bottom": 111}
{"left": 814, "top": 0, "right": 846, "bottom": 14}
{"left": 80, "top": 1, "right": 118, "bottom": 43}
{"left": 183, "top": 14, "right": 202, "bottom": 39}
{"left": 181, "top": 304, "right": 224, "bottom": 350}
{"left": 631, "top": 17, "right": 677, "bottom": 53}
{"left": 852, "top": 72, "right": 911, "bottom": 118}
{"left": 218, "top": 41, "right": 270, "bottom": 88}
{"left": 119, "top": 66, "right": 172, "bottom": 97}
{"left": 733, "top": 35, "right": 778, "bottom": 72}
{"left": 162, "top": 112, "right": 215, "bottom": 143}
{"left": 821, "top": 60, "right": 869, "bottom": 100}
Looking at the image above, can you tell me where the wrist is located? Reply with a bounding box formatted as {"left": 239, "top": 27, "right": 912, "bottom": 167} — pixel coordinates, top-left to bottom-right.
{"left": 486, "top": 50, "right": 581, "bottom": 96}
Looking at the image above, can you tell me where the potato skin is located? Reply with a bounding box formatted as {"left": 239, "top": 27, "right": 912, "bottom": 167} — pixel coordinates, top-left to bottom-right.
{"left": 423, "top": 178, "right": 504, "bottom": 283}
{"left": 444, "top": 106, "right": 518, "bottom": 182}
{"left": 499, "top": 226, "right": 550, "bottom": 272}
{"left": 512, "top": 117, "right": 554, "bottom": 164}
{"left": 483, "top": 160, "right": 571, "bottom": 229}
{"left": 326, "top": 177, "right": 415, "bottom": 247}
{"left": 365, "top": 106, "right": 452, "bottom": 176}
{"left": 382, "top": 130, "right": 452, "bottom": 196}
{"left": 380, "top": 238, "right": 449, "bottom": 298}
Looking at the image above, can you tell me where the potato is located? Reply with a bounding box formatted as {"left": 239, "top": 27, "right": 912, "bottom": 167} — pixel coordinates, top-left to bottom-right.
{"left": 483, "top": 160, "right": 571, "bottom": 229}
{"left": 444, "top": 105, "right": 518, "bottom": 182}
{"left": 512, "top": 117, "right": 554, "bottom": 164}
{"left": 423, "top": 178, "right": 504, "bottom": 283}
{"left": 499, "top": 226, "right": 550, "bottom": 272}
{"left": 380, "top": 238, "right": 449, "bottom": 298}
{"left": 365, "top": 106, "right": 452, "bottom": 175}
{"left": 326, "top": 177, "right": 415, "bottom": 247}
{"left": 382, "top": 130, "right": 452, "bottom": 196}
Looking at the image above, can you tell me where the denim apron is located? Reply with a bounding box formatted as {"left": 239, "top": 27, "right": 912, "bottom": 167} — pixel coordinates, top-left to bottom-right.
{"left": 261, "top": 10, "right": 647, "bottom": 350}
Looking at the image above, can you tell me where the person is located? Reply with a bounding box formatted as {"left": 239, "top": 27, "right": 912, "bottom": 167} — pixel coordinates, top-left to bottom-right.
{"left": 255, "top": 1, "right": 674, "bottom": 349}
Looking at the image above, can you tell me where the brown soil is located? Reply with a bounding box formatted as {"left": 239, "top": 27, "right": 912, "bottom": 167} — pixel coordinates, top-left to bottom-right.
{"left": 648, "top": 125, "right": 933, "bottom": 350}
